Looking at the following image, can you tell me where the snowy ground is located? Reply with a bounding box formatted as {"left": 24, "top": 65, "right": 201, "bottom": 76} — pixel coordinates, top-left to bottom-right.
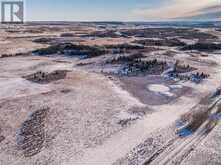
{"left": 0, "top": 23, "right": 221, "bottom": 165}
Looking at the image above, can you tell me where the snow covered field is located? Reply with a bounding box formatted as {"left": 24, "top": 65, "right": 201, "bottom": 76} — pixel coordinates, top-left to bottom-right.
{"left": 0, "top": 23, "right": 221, "bottom": 165}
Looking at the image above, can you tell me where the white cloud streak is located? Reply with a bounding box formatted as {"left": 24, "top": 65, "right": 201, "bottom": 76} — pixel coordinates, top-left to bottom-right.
{"left": 132, "top": 0, "right": 221, "bottom": 20}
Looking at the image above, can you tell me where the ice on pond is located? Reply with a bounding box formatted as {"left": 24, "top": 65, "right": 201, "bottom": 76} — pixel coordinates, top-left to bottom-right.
{"left": 148, "top": 84, "right": 174, "bottom": 97}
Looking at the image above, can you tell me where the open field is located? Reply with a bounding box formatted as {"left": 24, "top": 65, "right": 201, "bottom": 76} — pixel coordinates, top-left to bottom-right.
{"left": 0, "top": 22, "right": 221, "bottom": 165}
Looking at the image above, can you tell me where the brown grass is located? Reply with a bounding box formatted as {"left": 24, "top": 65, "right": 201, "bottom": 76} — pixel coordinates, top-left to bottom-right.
{"left": 185, "top": 109, "right": 210, "bottom": 132}
{"left": 180, "top": 100, "right": 221, "bottom": 134}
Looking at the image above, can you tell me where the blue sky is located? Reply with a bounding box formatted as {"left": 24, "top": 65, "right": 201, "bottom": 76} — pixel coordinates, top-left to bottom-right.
{"left": 26, "top": 0, "right": 163, "bottom": 21}
{"left": 3, "top": 0, "right": 221, "bottom": 21}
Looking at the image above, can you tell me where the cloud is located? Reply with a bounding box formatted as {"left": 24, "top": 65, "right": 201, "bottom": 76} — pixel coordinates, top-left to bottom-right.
{"left": 132, "top": 0, "right": 221, "bottom": 20}
{"left": 198, "top": 5, "right": 221, "bottom": 12}
{"left": 179, "top": 11, "right": 221, "bottom": 20}
{"left": 179, "top": 4, "right": 221, "bottom": 20}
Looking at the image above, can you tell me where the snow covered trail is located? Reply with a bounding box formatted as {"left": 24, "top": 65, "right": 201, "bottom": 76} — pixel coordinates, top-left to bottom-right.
{"left": 143, "top": 98, "right": 221, "bottom": 165}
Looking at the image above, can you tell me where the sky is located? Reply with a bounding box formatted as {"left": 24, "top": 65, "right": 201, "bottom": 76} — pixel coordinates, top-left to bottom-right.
{"left": 2, "top": 0, "right": 221, "bottom": 21}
